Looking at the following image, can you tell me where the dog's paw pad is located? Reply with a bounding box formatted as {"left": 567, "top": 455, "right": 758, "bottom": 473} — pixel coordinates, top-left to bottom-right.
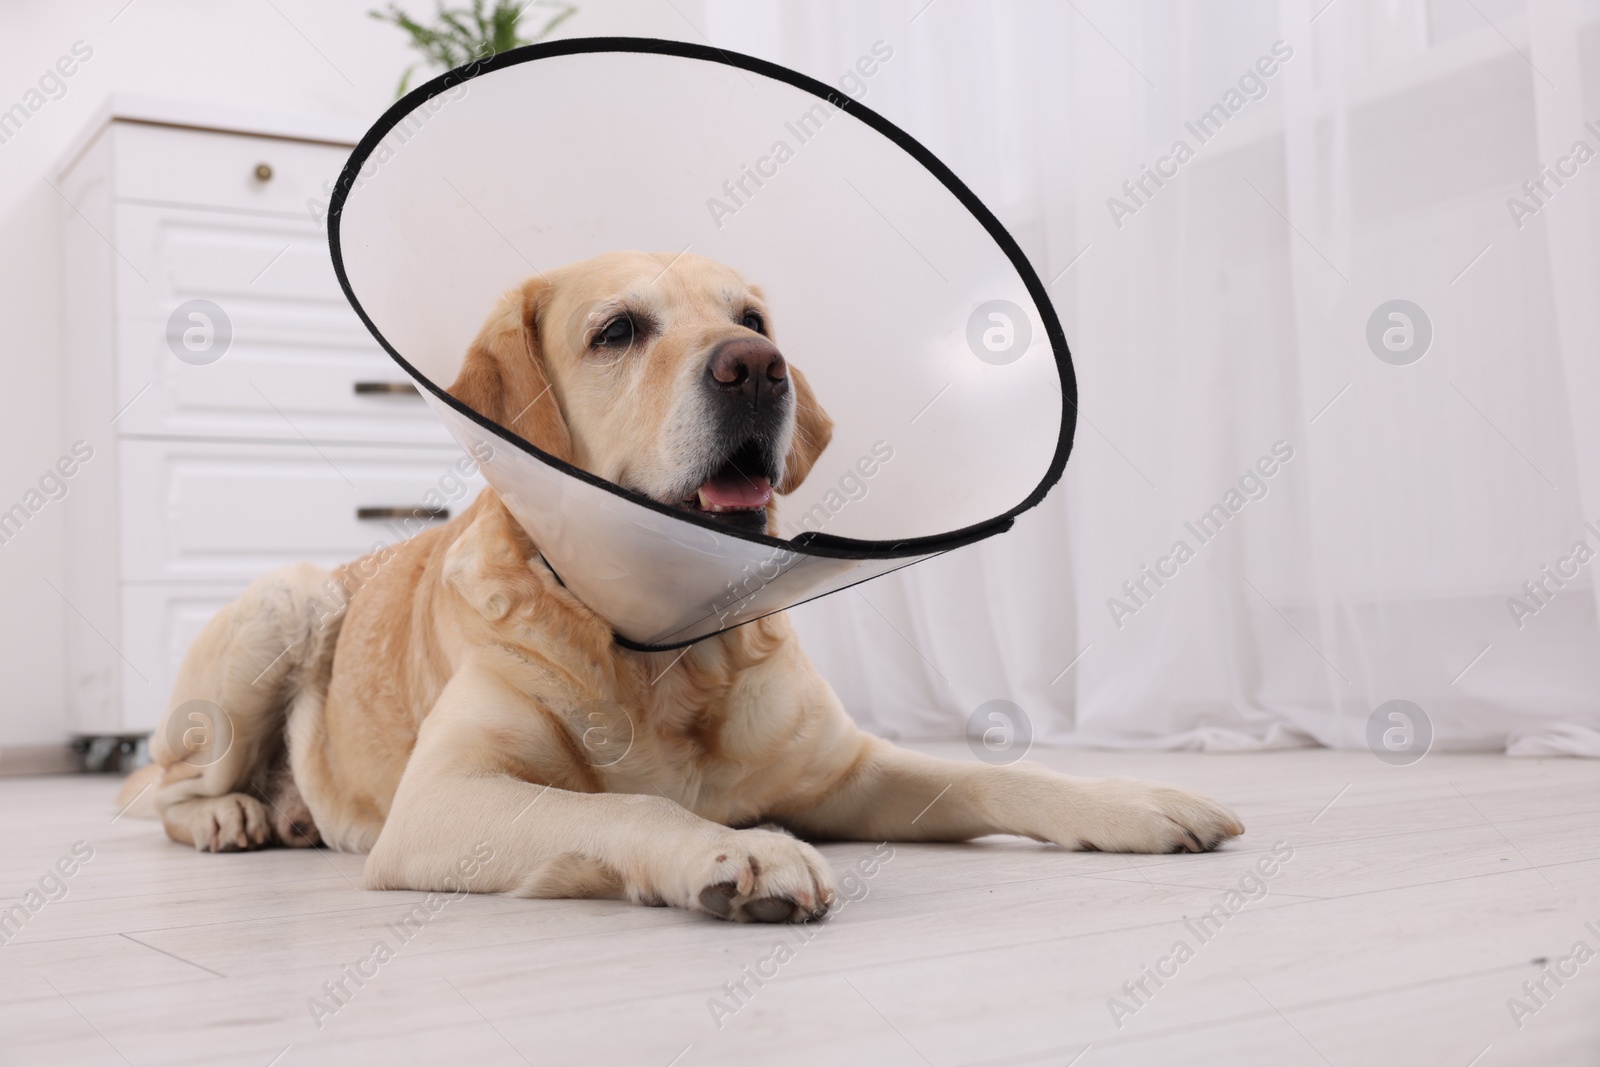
{"left": 741, "top": 896, "right": 798, "bottom": 923}
{"left": 698, "top": 881, "right": 739, "bottom": 917}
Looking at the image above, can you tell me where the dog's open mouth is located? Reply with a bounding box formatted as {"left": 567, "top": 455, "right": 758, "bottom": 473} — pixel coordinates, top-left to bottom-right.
{"left": 678, "top": 441, "right": 774, "bottom": 533}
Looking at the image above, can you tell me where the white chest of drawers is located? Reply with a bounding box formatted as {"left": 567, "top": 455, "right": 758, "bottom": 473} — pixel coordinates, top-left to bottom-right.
{"left": 57, "top": 101, "right": 481, "bottom": 736}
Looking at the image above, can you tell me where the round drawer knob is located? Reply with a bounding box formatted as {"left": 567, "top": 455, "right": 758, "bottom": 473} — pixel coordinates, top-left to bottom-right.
{"left": 254, "top": 163, "right": 274, "bottom": 182}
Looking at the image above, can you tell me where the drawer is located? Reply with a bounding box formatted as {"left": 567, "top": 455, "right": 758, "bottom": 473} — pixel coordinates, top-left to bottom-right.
{"left": 118, "top": 583, "right": 248, "bottom": 733}
{"left": 114, "top": 204, "right": 358, "bottom": 331}
{"left": 119, "top": 439, "right": 487, "bottom": 583}
{"left": 109, "top": 204, "right": 451, "bottom": 443}
{"left": 112, "top": 122, "right": 351, "bottom": 217}
{"left": 114, "top": 316, "right": 451, "bottom": 444}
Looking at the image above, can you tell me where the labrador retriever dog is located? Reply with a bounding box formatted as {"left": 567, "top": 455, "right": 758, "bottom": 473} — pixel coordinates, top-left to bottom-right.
{"left": 126, "top": 250, "right": 1243, "bottom": 923}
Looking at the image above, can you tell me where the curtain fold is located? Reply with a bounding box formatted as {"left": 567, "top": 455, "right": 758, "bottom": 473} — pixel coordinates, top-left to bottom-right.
{"left": 708, "top": 0, "right": 1600, "bottom": 755}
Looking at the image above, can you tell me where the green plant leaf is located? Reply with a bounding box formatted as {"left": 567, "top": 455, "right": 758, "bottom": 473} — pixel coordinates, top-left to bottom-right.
{"left": 372, "top": 0, "right": 580, "bottom": 97}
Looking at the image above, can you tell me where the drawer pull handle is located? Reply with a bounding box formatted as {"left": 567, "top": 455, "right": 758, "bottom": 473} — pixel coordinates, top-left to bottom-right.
{"left": 254, "top": 163, "right": 274, "bottom": 182}
{"left": 353, "top": 381, "right": 421, "bottom": 396}
{"left": 357, "top": 506, "right": 449, "bottom": 521}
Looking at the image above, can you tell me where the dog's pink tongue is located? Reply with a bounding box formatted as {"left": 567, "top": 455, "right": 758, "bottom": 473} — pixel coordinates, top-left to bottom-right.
{"left": 697, "top": 472, "right": 773, "bottom": 510}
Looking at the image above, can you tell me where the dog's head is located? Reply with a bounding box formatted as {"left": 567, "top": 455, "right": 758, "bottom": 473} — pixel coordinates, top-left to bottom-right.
{"left": 448, "top": 251, "right": 833, "bottom": 535}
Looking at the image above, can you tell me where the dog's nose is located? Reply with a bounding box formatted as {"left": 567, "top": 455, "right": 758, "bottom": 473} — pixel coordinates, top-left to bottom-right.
{"left": 707, "top": 337, "right": 787, "bottom": 407}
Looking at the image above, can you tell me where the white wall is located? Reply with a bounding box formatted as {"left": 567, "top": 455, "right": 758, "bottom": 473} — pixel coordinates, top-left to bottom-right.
{"left": 0, "top": 0, "right": 704, "bottom": 746}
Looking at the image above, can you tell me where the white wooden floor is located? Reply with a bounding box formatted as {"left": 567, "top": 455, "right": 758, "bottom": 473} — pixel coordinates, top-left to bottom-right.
{"left": 1, "top": 744, "right": 1596, "bottom": 1067}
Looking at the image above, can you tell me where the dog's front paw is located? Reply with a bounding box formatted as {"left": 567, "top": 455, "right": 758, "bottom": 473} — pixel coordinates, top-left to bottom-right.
{"left": 680, "top": 828, "right": 837, "bottom": 923}
{"left": 1050, "top": 777, "right": 1244, "bottom": 854}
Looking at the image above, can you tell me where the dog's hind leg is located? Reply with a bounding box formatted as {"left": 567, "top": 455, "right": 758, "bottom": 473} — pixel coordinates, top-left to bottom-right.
{"left": 148, "top": 562, "right": 344, "bottom": 852}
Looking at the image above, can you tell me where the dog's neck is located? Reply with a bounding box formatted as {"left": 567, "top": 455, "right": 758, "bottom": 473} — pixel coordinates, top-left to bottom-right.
{"left": 469, "top": 491, "right": 790, "bottom": 680}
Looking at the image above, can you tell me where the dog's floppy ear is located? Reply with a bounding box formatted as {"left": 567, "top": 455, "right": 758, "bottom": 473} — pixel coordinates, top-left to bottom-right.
{"left": 447, "top": 277, "right": 573, "bottom": 462}
{"left": 777, "top": 366, "right": 833, "bottom": 494}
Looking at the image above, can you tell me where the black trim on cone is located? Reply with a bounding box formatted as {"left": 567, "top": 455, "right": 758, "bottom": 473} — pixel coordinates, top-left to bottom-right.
{"left": 326, "top": 36, "right": 1076, "bottom": 650}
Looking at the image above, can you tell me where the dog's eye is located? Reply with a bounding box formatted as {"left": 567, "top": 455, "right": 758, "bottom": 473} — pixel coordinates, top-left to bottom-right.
{"left": 594, "top": 315, "right": 635, "bottom": 348}
{"left": 740, "top": 310, "right": 766, "bottom": 335}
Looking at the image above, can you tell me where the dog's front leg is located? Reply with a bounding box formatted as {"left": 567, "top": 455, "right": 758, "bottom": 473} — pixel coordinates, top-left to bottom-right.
{"left": 779, "top": 736, "right": 1244, "bottom": 854}
{"left": 364, "top": 661, "right": 836, "bottom": 922}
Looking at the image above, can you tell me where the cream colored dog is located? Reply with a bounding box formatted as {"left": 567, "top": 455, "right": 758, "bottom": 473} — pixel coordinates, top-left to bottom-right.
{"left": 127, "top": 251, "right": 1243, "bottom": 923}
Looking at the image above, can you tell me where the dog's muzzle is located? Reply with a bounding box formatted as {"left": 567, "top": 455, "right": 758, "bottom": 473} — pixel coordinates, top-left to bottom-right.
{"left": 677, "top": 337, "right": 791, "bottom": 533}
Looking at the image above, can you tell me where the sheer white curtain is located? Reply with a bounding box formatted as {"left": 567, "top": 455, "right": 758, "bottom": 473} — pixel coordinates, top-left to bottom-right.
{"left": 705, "top": 0, "right": 1600, "bottom": 755}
